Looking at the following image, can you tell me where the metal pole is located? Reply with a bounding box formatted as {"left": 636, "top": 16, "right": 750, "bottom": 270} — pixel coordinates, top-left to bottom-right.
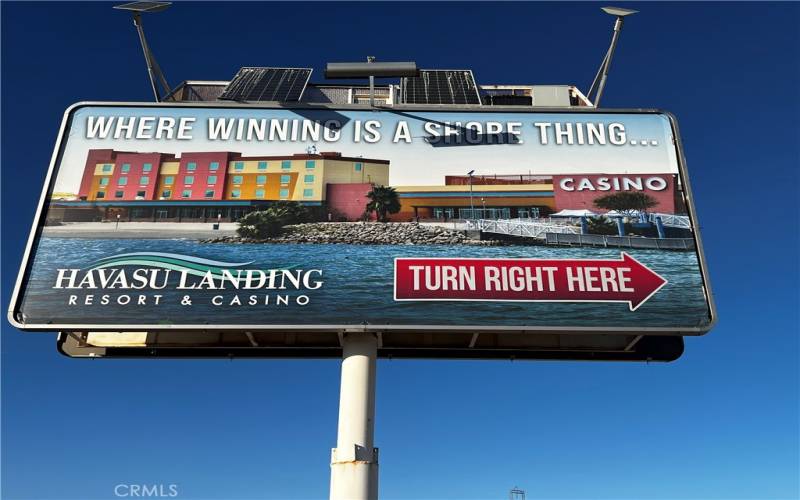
{"left": 132, "top": 13, "right": 162, "bottom": 102}
{"left": 330, "top": 332, "right": 379, "bottom": 500}
{"left": 367, "top": 56, "right": 376, "bottom": 108}
{"left": 469, "top": 174, "right": 475, "bottom": 220}
{"left": 593, "top": 16, "right": 624, "bottom": 107}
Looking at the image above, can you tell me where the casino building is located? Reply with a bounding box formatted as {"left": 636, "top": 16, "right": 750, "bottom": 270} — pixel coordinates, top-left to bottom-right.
{"left": 52, "top": 149, "right": 389, "bottom": 222}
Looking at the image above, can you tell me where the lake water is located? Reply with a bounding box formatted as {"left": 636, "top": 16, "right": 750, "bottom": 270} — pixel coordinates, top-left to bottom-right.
{"left": 16, "top": 237, "right": 712, "bottom": 328}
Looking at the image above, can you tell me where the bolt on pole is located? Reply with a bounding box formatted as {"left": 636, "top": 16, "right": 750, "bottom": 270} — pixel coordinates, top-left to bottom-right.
{"left": 330, "top": 332, "right": 379, "bottom": 500}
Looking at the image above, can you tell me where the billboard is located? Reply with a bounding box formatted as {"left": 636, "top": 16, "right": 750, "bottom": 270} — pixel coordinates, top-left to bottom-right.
{"left": 9, "top": 103, "right": 715, "bottom": 341}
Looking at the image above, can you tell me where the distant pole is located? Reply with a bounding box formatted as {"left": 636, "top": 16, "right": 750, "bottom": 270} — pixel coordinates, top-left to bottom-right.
{"left": 115, "top": 213, "right": 121, "bottom": 230}
{"left": 468, "top": 170, "right": 475, "bottom": 220}
{"left": 367, "top": 56, "right": 376, "bottom": 108}
{"left": 330, "top": 332, "right": 379, "bottom": 500}
{"left": 580, "top": 215, "right": 589, "bottom": 234}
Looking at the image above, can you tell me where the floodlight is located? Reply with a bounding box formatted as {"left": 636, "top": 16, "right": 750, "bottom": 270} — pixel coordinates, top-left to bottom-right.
{"left": 601, "top": 6, "right": 638, "bottom": 17}
{"left": 113, "top": 2, "right": 172, "bottom": 102}
{"left": 113, "top": 1, "right": 171, "bottom": 13}
{"left": 587, "top": 6, "right": 639, "bottom": 107}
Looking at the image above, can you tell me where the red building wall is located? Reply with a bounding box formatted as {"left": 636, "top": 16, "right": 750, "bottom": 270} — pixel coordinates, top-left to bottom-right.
{"left": 109, "top": 152, "right": 172, "bottom": 200}
{"left": 552, "top": 173, "right": 677, "bottom": 214}
{"left": 173, "top": 152, "right": 233, "bottom": 200}
{"left": 326, "top": 183, "right": 374, "bottom": 221}
{"left": 78, "top": 149, "right": 116, "bottom": 200}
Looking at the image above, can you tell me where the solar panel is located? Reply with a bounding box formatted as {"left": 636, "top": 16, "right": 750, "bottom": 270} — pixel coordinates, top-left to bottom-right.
{"left": 219, "top": 67, "right": 313, "bottom": 102}
{"left": 401, "top": 70, "right": 482, "bottom": 105}
{"left": 113, "top": 1, "right": 171, "bottom": 13}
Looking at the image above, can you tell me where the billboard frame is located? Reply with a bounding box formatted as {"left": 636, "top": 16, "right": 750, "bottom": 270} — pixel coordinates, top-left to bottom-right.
{"left": 8, "top": 101, "right": 717, "bottom": 336}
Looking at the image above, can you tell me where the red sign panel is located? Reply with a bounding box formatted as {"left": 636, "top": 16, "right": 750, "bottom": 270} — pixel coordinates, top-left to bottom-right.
{"left": 394, "top": 254, "right": 668, "bottom": 311}
{"left": 552, "top": 173, "right": 677, "bottom": 214}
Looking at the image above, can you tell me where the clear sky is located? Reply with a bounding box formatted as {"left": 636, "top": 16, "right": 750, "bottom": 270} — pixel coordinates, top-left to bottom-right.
{"left": 2, "top": 2, "right": 798, "bottom": 499}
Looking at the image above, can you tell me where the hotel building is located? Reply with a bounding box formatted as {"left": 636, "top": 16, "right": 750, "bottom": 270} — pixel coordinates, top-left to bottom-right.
{"left": 52, "top": 149, "right": 389, "bottom": 222}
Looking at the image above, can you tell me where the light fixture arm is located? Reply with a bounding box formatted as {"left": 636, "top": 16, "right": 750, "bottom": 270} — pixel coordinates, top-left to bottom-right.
{"left": 588, "top": 7, "right": 637, "bottom": 108}
{"left": 132, "top": 12, "right": 170, "bottom": 102}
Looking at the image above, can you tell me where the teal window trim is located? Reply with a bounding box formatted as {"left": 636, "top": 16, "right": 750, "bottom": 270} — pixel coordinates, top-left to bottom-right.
{"left": 303, "top": 188, "right": 314, "bottom": 198}
{"left": 305, "top": 160, "right": 316, "bottom": 169}
{"left": 139, "top": 176, "right": 149, "bottom": 185}
{"left": 256, "top": 175, "right": 266, "bottom": 185}
{"left": 143, "top": 163, "right": 153, "bottom": 172}
{"left": 257, "top": 161, "right": 267, "bottom": 170}
{"left": 184, "top": 176, "right": 195, "bottom": 185}
{"left": 279, "top": 188, "right": 290, "bottom": 198}
{"left": 234, "top": 161, "right": 244, "bottom": 171}
{"left": 118, "top": 177, "right": 128, "bottom": 186}
{"left": 231, "top": 189, "right": 241, "bottom": 199}
{"left": 207, "top": 175, "right": 217, "bottom": 184}
{"left": 102, "top": 164, "right": 113, "bottom": 173}
{"left": 355, "top": 162, "right": 363, "bottom": 172}
{"left": 187, "top": 162, "right": 197, "bottom": 171}
{"left": 281, "top": 160, "right": 291, "bottom": 170}
{"left": 209, "top": 161, "right": 220, "bottom": 171}
{"left": 121, "top": 163, "right": 131, "bottom": 173}
{"left": 304, "top": 174, "right": 314, "bottom": 183}
{"left": 280, "top": 174, "right": 291, "bottom": 184}
{"left": 255, "top": 188, "right": 265, "bottom": 198}
{"left": 164, "top": 176, "right": 174, "bottom": 185}
{"left": 232, "top": 175, "right": 243, "bottom": 185}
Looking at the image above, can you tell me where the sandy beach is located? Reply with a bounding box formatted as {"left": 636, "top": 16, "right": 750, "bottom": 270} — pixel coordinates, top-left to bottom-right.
{"left": 42, "top": 222, "right": 239, "bottom": 239}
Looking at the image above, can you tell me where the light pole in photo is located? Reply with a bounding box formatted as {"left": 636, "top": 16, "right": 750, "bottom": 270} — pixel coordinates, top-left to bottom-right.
{"left": 467, "top": 170, "right": 475, "bottom": 220}
{"left": 115, "top": 213, "right": 121, "bottom": 230}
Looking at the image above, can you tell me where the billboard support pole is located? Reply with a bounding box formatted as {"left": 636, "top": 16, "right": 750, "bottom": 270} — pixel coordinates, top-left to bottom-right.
{"left": 330, "top": 332, "right": 379, "bottom": 500}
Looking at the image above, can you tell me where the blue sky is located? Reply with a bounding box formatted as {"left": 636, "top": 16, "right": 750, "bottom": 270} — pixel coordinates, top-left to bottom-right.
{"left": 2, "top": 2, "right": 798, "bottom": 499}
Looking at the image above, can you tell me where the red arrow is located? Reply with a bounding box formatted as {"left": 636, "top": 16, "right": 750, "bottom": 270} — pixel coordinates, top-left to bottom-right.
{"left": 394, "top": 252, "right": 667, "bottom": 311}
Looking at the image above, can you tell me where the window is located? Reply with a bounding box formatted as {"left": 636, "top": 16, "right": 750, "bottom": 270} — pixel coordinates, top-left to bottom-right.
{"left": 207, "top": 175, "right": 217, "bottom": 184}
{"left": 280, "top": 174, "right": 291, "bottom": 184}
{"left": 121, "top": 163, "right": 131, "bottom": 173}
{"left": 164, "top": 176, "right": 174, "bottom": 185}
{"left": 99, "top": 177, "right": 109, "bottom": 186}
{"left": 355, "top": 162, "right": 363, "bottom": 172}
{"left": 279, "top": 188, "right": 290, "bottom": 198}
{"left": 139, "top": 176, "right": 149, "bottom": 185}
{"left": 143, "top": 163, "right": 153, "bottom": 172}
{"left": 118, "top": 177, "right": 128, "bottom": 186}
{"left": 102, "top": 164, "right": 112, "bottom": 173}
{"left": 303, "top": 188, "right": 314, "bottom": 198}
{"left": 181, "top": 190, "right": 191, "bottom": 198}
{"left": 187, "top": 162, "right": 197, "bottom": 171}
{"left": 136, "top": 190, "right": 146, "bottom": 198}
{"left": 231, "top": 189, "right": 241, "bottom": 199}
{"left": 161, "top": 189, "right": 171, "bottom": 198}
{"left": 257, "top": 161, "right": 267, "bottom": 170}
{"left": 255, "top": 188, "right": 265, "bottom": 198}
{"left": 304, "top": 174, "right": 314, "bottom": 183}
{"left": 234, "top": 161, "right": 244, "bottom": 171}
{"left": 184, "top": 176, "right": 194, "bottom": 185}
{"left": 256, "top": 175, "right": 266, "bottom": 185}
{"left": 209, "top": 161, "right": 220, "bottom": 171}
{"left": 115, "top": 191, "right": 124, "bottom": 198}
{"left": 95, "top": 191, "right": 105, "bottom": 199}
{"left": 305, "top": 160, "right": 316, "bottom": 169}
{"left": 281, "top": 160, "right": 291, "bottom": 170}
{"left": 232, "top": 175, "right": 243, "bottom": 185}
{"left": 204, "top": 189, "right": 215, "bottom": 198}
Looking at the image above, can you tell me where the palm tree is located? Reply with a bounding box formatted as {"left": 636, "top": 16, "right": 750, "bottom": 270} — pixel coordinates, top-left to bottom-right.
{"left": 365, "top": 185, "right": 401, "bottom": 222}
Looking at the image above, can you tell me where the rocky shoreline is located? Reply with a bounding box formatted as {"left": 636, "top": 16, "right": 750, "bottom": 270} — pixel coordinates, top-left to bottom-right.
{"left": 200, "top": 222, "right": 507, "bottom": 246}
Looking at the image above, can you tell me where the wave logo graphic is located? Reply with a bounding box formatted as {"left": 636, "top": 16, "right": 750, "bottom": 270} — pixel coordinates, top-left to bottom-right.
{"left": 88, "top": 252, "right": 293, "bottom": 279}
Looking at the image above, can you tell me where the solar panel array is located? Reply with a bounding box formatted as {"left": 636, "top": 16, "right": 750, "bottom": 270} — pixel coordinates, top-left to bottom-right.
{"left": 401, "top": 70, "right": 482, "bottom": 105}
{"left": 113, "top": 1, "right": 172, "bottom": 13}
{"left": 219, "top": 67, "right": 313, "bottom": 102}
